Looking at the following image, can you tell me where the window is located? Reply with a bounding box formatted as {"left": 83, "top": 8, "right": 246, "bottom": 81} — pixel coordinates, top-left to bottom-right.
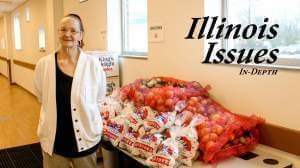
{"left": 25, "top": 7, "right": 30, "bottom": 22}
{"left": 121, "top": 0, "right": 148, "bottom": 55}
{"left": 13, "top": 14, "right": 22, "bottom": 50}
{"left": 223, "top": 0, "right": 300, "bottom": 69}
{"left": 1, "top": 38, "right": 5, "bottom": 49}
{"left": 38, "top": 27, "right": 46, "bottom": 50}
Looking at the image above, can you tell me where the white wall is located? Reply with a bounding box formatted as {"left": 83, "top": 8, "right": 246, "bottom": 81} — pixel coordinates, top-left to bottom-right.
{"left": 7, "top": 0, "right": 63, "bottom": 93}
{"left": 63, "top": 0, "right": 107, "bottom": 51}
{"left": 119, "top": 0, "right": 300, "bottom": 130}
{"left": 0, "top": 60, "right": 8, "bottom": 77}
{"left": 0, "top": 16, "right": 9, "bottom": 78}
{"left": 11, "top": 0, "right": 47, "bottom": 63}
{"left": 14, "top": 65, "right": 34, "bottom": 93}
{"left": 0, "top": 17, "right": 6, "bottom": 57}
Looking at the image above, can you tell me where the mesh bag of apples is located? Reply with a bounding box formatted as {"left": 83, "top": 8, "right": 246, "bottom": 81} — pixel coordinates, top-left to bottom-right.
{"left": 103, "top": 77, "right": 264, "bottom": 164}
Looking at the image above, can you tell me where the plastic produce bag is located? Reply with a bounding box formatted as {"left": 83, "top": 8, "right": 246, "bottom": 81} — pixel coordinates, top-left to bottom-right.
{"left": 132, "top": 133, "right": 163, "bottom": 158}
{"left": 146, "top": 138, "right": 179, "bottom": 168}
{"left": 144, "top": 112, "right": 176, "bottom": 134}
{"left": 103, "top": 115, "right": 129, "bottom": 146}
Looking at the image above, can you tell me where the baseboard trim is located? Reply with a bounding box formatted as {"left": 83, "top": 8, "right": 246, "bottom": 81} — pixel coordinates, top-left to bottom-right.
{"left": 12, "top": 82, "right": 36, "bottom": 98}
{"left": 259, "top": 123, "right": 300, "bottom": 155}
{"left": 0, "top": 56, "right": 12, "bottom": 83}
{"left": 0, "top": 56, "right": 7, "bottom": 61}
{"left": 8, "top": 59, "right": 12, "bottom": 84}
{"left": 0, "top": 73, "right": 8, "bottom": 79}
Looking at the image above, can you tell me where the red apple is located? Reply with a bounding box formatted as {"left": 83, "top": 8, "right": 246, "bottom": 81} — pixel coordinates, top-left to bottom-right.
{"left": 165, "top": 98, "right": 174, "bottom": 107}
{"left": 212, "top": 124, "right": 224, "bottom": 135}
{"left": 200, "top": 127, "right": 211, "bottom": 137}
{"left": 156, "top": 97, "right": 164, "bottom": 105}
{"left": 209, "top": 113, "right": 221, "bottom": 121}
{"left": 201, "top": 134, "right": 210, "bottom": 143}
{"left": 206, "top": 141, "right": 216, "bottom": 150}
{"left": 165, "top": 90, "right": 174, "bottom": 98}
{"left": 209, "top": 133, "right": 218, "bottom": 141}
{"left": 190, "top": 96, "right": 198, "bottom": 103}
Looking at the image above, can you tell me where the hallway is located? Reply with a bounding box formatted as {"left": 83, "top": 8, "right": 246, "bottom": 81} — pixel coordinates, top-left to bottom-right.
{"left": 0, "top": 75, "right": 39, "bottom": 149}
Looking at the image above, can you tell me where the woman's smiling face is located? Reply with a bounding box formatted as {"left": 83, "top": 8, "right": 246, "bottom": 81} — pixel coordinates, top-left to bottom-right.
{"left": 58, "top": 17, "right": 83, "bottom": 49}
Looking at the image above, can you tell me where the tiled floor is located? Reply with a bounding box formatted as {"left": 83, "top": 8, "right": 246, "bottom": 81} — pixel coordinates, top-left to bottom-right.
{"left": 0, "top": 75, "right": 40, "bottom": 149}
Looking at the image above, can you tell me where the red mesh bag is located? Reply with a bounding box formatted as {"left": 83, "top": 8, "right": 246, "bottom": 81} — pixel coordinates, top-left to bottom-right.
{"left": 196, "top": 100, "right": 264, "bottom": 163}
{"left": 120, "top": 77, "right": 210, "bottom": 112}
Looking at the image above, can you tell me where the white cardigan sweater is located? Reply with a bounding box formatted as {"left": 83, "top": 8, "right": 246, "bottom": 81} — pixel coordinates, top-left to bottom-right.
{"left": 33, "top": 51, "right": 106, "bottom": 155}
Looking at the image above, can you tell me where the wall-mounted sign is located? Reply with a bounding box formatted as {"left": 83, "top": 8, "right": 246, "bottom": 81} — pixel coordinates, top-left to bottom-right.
{"left": 85, "top": 51, "right": 120, "bottom": 95}
{"left": 149, "top": 24, "right": 164, "bottom": 43}
{"left": 85, "top": 51, "right": 119, "bottom": 77}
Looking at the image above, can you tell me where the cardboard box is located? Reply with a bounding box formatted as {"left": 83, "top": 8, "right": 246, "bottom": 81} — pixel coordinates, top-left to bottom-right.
{"left": 106, "top": 76, "right": 120, "bottom": 95}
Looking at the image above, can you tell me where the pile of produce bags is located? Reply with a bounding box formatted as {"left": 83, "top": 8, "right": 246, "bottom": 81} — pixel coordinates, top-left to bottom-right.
{"left": 101, "top": 77, "right": 264, "bottom": 167}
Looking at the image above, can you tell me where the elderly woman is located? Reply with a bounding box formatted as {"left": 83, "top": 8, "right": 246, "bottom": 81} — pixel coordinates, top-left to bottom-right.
{"left": 33, "top": 13, "right": 106, "bottom": 168}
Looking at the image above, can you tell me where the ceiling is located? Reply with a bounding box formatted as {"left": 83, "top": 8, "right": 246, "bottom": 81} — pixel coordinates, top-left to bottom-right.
{"left": 0, "top": 0, "right": 27, "bottom": 16}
